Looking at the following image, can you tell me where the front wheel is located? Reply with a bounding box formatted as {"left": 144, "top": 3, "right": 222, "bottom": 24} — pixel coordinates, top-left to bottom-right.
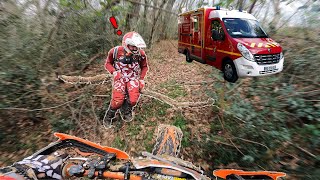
{"left": 186, "top": 51, "right": 192, "bottom": 63}
{"left": 222, "top": 60, "right": 238, "bottom": 83}
{"left": 152, "top": 125, "right": 183, "bottom": 157}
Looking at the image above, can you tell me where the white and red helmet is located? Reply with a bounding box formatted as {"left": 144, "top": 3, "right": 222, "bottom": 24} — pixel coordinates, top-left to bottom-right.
{"left": 122, "top": 31, "right": 146, "bottom": 54}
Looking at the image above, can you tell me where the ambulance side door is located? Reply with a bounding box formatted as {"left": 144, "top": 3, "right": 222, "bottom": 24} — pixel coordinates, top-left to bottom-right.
{"left": 190, "top": 13, "right": 203, "bottom": 60}
{"left": 209, "top": 19, "right": 226, "bottom": 68}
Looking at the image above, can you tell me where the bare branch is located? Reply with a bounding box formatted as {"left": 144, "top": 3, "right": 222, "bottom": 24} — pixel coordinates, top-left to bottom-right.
{"left": 0, "top": 96, "right": 83, "bottom": 112}
{"left": 231, "top": 137, "right": 270, "bottom": 151}
{"left": 141, "top": 89, "right": 215, "bottom": 108}
{"left": 67, "top": 103, "right": 88, "bottom": 138}
{"left": 81, "top": 52, "right": 106, "bottom": 72}
{"left": 57, "top": 74, "right": 214, "bottom": 109}
{"left": 248, "top": 0, "right": 258, "bottom": 14}
{"left": 228, "top": 138, "right": 245, "bottom": 155}
{"left": 125, "top": 0, "right": 178, "bottom": 15}
{"left": 287, "top": 141, "right": 316, "bottom": 158}
{"left": 58, "top": 74, "right": 112, "bottom": 85}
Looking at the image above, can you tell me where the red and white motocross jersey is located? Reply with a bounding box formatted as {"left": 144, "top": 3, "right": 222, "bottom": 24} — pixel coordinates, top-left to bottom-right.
{"left": 105, "top": 46, "right": 148, "bottom": 82}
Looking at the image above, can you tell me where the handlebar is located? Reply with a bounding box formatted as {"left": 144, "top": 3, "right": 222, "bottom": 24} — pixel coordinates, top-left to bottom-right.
{"left": 63, "top": 162, "right": 143, "bottom": 180}
{"left": 83, "top": 170, "right": 142, "bottom": 180}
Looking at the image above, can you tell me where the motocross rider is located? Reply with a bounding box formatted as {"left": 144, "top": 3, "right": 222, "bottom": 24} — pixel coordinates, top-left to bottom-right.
{"left": 104, "top": 31, "right": 148, "bottom": 125}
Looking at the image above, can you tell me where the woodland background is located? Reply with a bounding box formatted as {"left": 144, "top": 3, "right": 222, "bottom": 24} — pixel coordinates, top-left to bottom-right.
{"left": 0, "top": 0, "right": 319, "bottom": 179}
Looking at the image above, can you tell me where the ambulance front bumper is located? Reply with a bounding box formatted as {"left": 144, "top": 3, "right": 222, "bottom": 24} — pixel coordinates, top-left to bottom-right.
{"left": 233, "top": 56, "right": 284, "bottom": 77}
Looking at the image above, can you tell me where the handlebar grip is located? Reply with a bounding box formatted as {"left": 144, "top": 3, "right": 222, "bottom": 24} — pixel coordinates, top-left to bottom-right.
{"left": 63, "top": 163, "right": 142, "bottom": 180}
{"left": 84, "top": 170, "right": 142, "bottom": 180}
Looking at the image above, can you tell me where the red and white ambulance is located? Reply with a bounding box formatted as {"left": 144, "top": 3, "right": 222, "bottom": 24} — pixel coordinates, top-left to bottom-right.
{"left": 178, "top": 7, "right": 284, "bottom": 83}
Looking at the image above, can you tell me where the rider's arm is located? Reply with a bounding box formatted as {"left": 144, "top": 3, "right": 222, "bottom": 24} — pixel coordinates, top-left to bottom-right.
{"left": 139, "top": 50, "right": 148, "bottom": 80}
{"left": 105, "top": 48, "right": 116, "bottom": 74}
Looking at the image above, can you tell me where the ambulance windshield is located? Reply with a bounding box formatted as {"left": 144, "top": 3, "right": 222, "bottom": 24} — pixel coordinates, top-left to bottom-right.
{"left": 223, "top": 18, "right": 268, "bottom": 38}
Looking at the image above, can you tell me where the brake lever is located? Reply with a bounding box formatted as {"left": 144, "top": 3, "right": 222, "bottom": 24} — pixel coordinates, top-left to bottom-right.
{"left": 68, "top": 164, "right": 85, "bottom": 177}
{"left": 86, "top": 153, "right": 116, "bottom": 179}
{"left": 124, "top": 162, "right": 131, "bottom": 180}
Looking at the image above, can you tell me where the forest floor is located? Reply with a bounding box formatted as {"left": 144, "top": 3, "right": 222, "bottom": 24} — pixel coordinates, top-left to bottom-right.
{"left": 0, "top": 40, "right": 219, "bottom": 170}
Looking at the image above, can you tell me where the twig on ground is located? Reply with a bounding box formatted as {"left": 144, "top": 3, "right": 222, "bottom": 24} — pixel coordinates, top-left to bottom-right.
{"left": 90, "top": 99, "right": 100, "bottom": 142}
{"left": 231, "top": 137, "right": 270, "bottom": 151}
{"left": 168, "top": 40, "right": 178, "bottom": 49}
{"left": 227, "top": 137, "right": 267, "bottom": 171}
{"left": 66, "top": 103, "right": 88, "bottom": 139}
{"left": 81, "top": 52, "right": 106, "bottom": 72}
{"left": 57, "top": 74, "right": 215, "bottom": 109}
{"left": 212, "top": 105, "right": 246, "bottom": 123}
{"left": 217, "top": 115, "right": 225, "bottom": 133}
{"left": 58, "top": 74, "right": 112, "bottom": 85}
{"left": 228, "top": 138, "right": 245, "bottom": 156}
{"left": 304, "top": 99, "right": 320, "bottom": 102}
{"left": 92, "top": 94, "right": 111, "bottom": 97}
{"left": 175, "top": 80, "right": 215, "bottom": 86}
{"left": 226, "top": 79, "right": 245, "bottom": 94}
{"left": 0, "top": 96, "right": 82, "bottom": 112}
{"left": 287, "top": 141, "right": 316, "bottom": 158}
{"left": 78, "top": 103, "right": 85, "bottom": 124}
{"left": 208, "top": 139, "right": 238, "bottom": 148}
{"left": 141, "top": 89, "right": 214, "bottom": 109}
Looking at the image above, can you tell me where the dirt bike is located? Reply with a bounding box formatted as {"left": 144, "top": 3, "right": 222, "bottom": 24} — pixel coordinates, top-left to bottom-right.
{"left": 30, "top": 125, "right": 286, "bottom": 180}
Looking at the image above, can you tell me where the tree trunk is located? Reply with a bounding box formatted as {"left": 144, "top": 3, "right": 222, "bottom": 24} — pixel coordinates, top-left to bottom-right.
{"left": 34, "top": 0, "right": 47, "bottom": 31}
{"left": 188, "top": 0, "right": 197, "bottom": 11}
{"left": 197, "top": 0, "right": 205, "bottom": 8}
{"left": 148, "top": 0, "right": 168, "bottom": 47}
{"left": 269, "top": 0, "right": 281, "bottom": 34}
{"left": 236, "top": 0, "right": 244, "bottom": 10}
{"left": 125, "top": 0, "right": 142, "bottom": 31}
{"left": 141, "top": 0, "right": 150, "bottom": 36}
{"left": 249, "top": 0, "right": 258, "bottom": 14}
{"left": 159, "top": 0, "right": 176, "bottom": 39}
{"left": 261, "top": 1, "right": 270, "bottom": 27}
{"left": 254, "top": 0, "right": 266, "bottom": 18}
{"left": 38, "top": 11, "right": 65, "bottom": 70}
{"left": 178, "top": 0, "right": 186, "bottom": 13}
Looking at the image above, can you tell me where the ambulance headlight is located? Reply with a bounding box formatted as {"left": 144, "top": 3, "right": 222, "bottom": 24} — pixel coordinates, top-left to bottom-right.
{"left": 237, "top": 43, "right": 254, "bottom": 61}
{"left": 280, "top": 52, "right": 284, "bottom": 59}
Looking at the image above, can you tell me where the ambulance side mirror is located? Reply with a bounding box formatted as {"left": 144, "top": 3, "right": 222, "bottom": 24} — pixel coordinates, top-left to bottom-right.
{"left": 211, "top": 30, "right": 224, "bottom": 41}
{"left": 211, "top": 30, "right": 219, "bottom": 40}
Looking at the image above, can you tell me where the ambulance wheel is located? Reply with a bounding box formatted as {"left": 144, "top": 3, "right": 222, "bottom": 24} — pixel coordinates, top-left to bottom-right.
{"left": 186, "top": 51, "right": 192, "bottom": 63}
{"left": 222, "top": 60, "right": 238, "bottom": 83}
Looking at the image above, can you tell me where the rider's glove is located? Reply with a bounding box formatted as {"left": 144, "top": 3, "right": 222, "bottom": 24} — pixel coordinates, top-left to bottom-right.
{"left": 113, "top": 71, "right": 122, "bottom": 81}
{"left": 139, "top": 80, "right": 145, "bottom": 91}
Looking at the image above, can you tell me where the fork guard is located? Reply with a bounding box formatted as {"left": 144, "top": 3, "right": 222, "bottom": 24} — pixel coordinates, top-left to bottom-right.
{"left": 30, "top": 133, "right": 129, "bottom": 160}
{"left": 213, "top": 169, "right": 286, "bottom": 180}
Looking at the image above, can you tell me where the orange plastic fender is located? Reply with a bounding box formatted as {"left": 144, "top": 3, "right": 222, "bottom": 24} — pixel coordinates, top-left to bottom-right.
{"left": 213, "top": 169, "right": 286, "bottom": 180}
{"left": 54, "top": 133, "right": 129, "bottom": 160}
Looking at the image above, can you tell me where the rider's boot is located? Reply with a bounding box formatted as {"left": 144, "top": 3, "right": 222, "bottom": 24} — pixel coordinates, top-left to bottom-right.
{"left": 102, "top": 108, "right": 117, "bottom": 127}
{"left": 120, "top": 99, "right": 134, "bottom": 122}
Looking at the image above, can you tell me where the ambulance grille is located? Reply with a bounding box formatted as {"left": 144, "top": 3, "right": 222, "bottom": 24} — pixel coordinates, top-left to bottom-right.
{"left": 254, "top": 54, "right": 281, "bottom": 65}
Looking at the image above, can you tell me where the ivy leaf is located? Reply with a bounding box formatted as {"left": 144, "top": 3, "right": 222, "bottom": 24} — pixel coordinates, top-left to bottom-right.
{"left": 242, "top": 155, "right": 255, "bottom": 163}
